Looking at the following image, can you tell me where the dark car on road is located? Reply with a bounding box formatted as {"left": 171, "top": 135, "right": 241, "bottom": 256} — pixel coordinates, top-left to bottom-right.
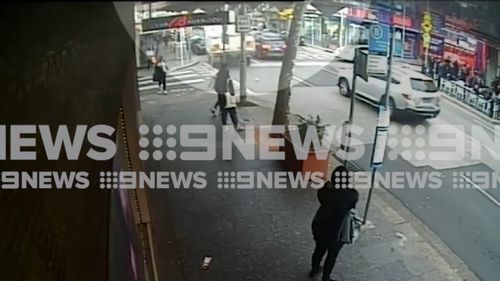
{"left": 254, "top": 32, "right": 287, "bottom": 59}
{"left": 190, "top": 36, "right": 206, "bottom": 55}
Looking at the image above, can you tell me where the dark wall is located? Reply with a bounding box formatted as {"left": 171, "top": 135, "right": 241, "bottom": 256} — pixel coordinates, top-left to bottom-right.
{"left": 0, "top": 3, "right": 136, "bottom": 281}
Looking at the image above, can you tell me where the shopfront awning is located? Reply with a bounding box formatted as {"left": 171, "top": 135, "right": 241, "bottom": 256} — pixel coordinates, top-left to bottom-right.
{"left": 160, "top": 1, "right": 294, "bottom": 14}
{"left": 469, "top": 28, "right": 500, "bottom": 50}
{"left": 311, "top": 0, "right": 353, "bottom": 17}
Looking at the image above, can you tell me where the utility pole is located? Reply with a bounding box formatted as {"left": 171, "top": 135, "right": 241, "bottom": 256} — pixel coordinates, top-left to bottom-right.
{"left": 239, "top": 4, "right": 248, "bottom": 101}
{"left": 343, "top": 49, "right": 359, "bottom": 166}
{"left": 363, "top": 18, "right": 397, "bottom": 225}
{"left": 222, "top": 3, "right": 229, "bottom": 64}
{"left": 401, "top": 0, "right": 406, "bottom": 58}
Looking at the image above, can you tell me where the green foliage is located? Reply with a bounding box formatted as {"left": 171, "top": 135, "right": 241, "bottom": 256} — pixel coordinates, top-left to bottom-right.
{"left": 296, "top": 114, "right": 329, "bottom": 144}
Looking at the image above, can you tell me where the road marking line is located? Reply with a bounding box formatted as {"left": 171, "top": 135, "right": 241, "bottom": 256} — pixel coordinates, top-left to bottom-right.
{"left": 167, "top": 70, "right": 193, "bottom": 75}
{"left": 167, "top": 79, "right": 204, "bottom": 86}
{"left": 292, "top": 75, "right": 314, "bottom": 87}
{"left": 248, "top": 61, "right": 329, "bottom": 67}
{"left": 138, "top": 84, "right": 159, "bottom": 91}
{"left": 231, "top": 80, "right": 268, "bottom": 96}
{"left": 473, "top": 119, "right": 500, "bottom": 136}
{"left": 137, "top": 76, "right": 151, "bottom": 82}
{"left": 137, "top": 74, "right": 199, "bottom": 85}
{"left": 432, "top": 117, "right": 500, "bottom": 161}
{"left": 441, "top": 95, "right": 498, "bottom": 125}
{"left": 461, "top": 175, "right": 500, "bottom": 208}
{"left": 165, "top": 74, "right": 200, "bottom": 81}
{"left": 138, "top": 79, "right": 205, "bottom": 91}
{"left": 321, "top": 67, "right": 339, "bottom": 76}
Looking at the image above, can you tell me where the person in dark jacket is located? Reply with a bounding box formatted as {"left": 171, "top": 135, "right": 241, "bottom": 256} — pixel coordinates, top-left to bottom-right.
{"left": 451, "top": 60, "right": 459, "bottom": 80}
{"left": 211, "top": 63, "right": 229, "bottom": 116}
{"left": 309, "top": 166, "right": 359, "bottom": 281}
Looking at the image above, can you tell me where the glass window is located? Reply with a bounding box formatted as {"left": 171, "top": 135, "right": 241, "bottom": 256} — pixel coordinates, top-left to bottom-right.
{"left": 410, "top": 78, "right": 438, "bottom": 92}
{"left": 370, "top": 75, "right": 400, "bottom": 84}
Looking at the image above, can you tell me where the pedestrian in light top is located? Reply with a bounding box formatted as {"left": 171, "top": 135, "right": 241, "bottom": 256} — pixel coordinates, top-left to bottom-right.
{"left": 146, "top": 47, "right": 155, "bottom": 69}
{"left": 309, "top": 166, "right": 359, "bottom": 281}
{"left": 153, "top": 56, "right": 168, "bottom": 94}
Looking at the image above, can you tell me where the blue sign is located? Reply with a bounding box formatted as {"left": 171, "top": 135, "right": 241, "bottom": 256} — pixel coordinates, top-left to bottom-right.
{"left": 369, "top": 23, "right": 390, "bottom": 56}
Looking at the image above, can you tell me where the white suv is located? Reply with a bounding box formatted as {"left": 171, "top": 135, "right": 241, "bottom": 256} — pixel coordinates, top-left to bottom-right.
{"left": 329, "top": 46, "right": 441, "bottom": 119}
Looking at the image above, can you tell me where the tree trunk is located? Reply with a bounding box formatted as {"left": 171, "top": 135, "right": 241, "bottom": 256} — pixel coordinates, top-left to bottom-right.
{"left": 271, "top": 1, "right": 308, "bottom": 126}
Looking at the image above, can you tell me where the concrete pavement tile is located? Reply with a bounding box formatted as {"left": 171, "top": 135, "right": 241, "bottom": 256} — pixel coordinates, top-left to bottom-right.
{"left": 143, "top": 89, "right": 474, "bottom": 281}
{"left": 419, "top": 269, "right": 463, "bottom": 281}
{"left": 402, "top": 255, "right": 440, "bottom": 276}
{"left": 364, "top": 260, "right": 414, "bottom": 281}
{"left": 359, "top": 240, "right": 412, "bottom": 267}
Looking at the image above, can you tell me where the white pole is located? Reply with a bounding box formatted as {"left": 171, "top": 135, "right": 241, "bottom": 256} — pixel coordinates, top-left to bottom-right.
{"left": 401, "top": 0, "right": 406, "bottom": 58}
{"left": 180, "top": 28, "right": 184, "bottom": 65}
{"left": 311, "top": 17, "right": 315, "bottom": 45}
{"left": 339, "top": 12, "right": 344, "bottom": 48}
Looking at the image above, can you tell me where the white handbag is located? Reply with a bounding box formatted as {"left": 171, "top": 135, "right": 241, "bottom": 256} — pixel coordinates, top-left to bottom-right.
{"left": 225, "top": 93, "right": 238, "bottom": 108}
{"left": 337, "top": 208, "right": 363, "bottom": 244}
{"left": 225, "top": 79, "right": 239, "bottom": 108}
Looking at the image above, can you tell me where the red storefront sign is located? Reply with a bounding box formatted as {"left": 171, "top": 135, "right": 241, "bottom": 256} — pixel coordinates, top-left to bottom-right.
{"left": 443, "top": 44, "right": 475, "bottom": 67}
{"left": 347, "top": 7, "right": 377, "bottom": 21}
{"left": 348, "top": 7, "right": 368, "bottom": 19}
{"left": 166, "top": 16, "right": 190, "bottom": 28}
{"left": 392, "top": 15, "right": 412, "bottom": 28}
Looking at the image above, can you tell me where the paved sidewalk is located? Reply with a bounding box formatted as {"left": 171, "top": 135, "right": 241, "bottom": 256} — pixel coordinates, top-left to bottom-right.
{"left": 139, "top": 88, "right": 478, "bottom": 281}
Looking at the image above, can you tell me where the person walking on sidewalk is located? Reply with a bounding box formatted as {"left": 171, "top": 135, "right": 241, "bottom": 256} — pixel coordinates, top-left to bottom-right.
{"left": 309, "top": 165, "right": 359, "bottom": 281}
{"left": 153, "top": 56, "right": 169, "bottom": 94}
{"left": 211, "top": 63, "right": 228, "bottom": 116}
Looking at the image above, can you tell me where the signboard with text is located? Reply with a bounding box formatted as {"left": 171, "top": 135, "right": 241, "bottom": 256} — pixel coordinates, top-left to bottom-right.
{"left": 368, "top": 23, "right": 389, "bottom": 75}
{"left": 236, "top": 15, "right": 250, "bottom": 33}
{"left": 142, "top": 11, "right": 229, "bottom": 32}
{"left": 368, "top": 23, "right": 390, "bottom": 55}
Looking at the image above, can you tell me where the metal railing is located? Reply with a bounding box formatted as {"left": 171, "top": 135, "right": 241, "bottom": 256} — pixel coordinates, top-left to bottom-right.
{"left": 439, "top": 79, "right": 500, "bottom": 120}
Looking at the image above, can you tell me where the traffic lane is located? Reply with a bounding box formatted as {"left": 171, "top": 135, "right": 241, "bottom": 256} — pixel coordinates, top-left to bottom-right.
{"left": 290, "top": 64, "right": 500, "bottom": 171}
{"left": 247, "top": 85, "right": 394, "bottom": 147}
{"left": 236, "top": 61, "right": 499, "bottom": 173}
{"left": 241, "top": 62, "right": 500, "bottom": 279}
{"left": 228, "top": 64, "right": 328, "bottom": 94}
{"left": 248, "top": 81, "right": 500, "bottom": 207}
{"left": 351, "top": 144, "right": 500, "bottom": 281}
{"left": 438, "top": 97, "right": 500, "bottom": 171}
{"left": 228, "top": 65, "right": 280, "bottom": 93}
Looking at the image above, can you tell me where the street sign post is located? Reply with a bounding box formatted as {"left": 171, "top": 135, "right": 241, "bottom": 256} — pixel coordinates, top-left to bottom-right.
{"left": 236, "top": 14, "right": 251, "bottom": 33}
{"left": 342, "top": 48, "right": 368, "bottom": 165}
{"left": 363, "top": 23, "right": 396, "bottom": 224}
{"left": 237, "top": 7, "right": 249, "bottom": 101}
{"left": 368, "top": 23, "right": 390, "bottom": 76}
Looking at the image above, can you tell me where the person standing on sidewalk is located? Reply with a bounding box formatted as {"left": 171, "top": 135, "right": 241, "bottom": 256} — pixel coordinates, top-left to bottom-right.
{"left": 309, "top": 166, "right": 359, "bottom": 281}
{"left": 146, "top": 47, "right": 155, "bottom": 69}
{"left": 153, "top": 56, "right": 168, "bottom": 94}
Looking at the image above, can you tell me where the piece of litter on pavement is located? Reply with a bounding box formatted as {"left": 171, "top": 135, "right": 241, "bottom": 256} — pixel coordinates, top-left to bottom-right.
{"left": 201, "top": 255, "right": 212, "bottom": 270}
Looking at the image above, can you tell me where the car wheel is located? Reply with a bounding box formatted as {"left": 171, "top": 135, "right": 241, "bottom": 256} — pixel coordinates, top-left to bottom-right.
{"left": 338, "top": 78, "right": 351, "bottom": 97}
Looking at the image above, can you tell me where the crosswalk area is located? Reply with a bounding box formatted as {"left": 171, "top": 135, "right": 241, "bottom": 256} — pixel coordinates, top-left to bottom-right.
{"left": 296, "top": 47, "right": 335, "bottom": 62}
{"left": 249, "top": 47, "right": 335, "bottom": 67}
{"left": 137, "top": 64, "right": 216, "bottom": 94}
